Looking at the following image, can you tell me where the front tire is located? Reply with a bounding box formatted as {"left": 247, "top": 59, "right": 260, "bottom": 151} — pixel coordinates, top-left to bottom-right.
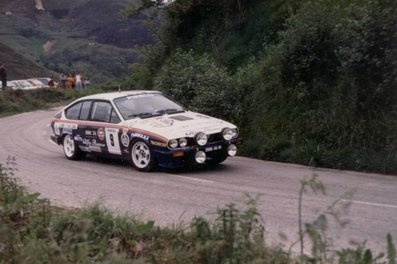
{"left": 129, "top": 140, "right": 155, "bottom": 172}
{"left": 62, "top": 134, "right": 84, "bottom": 160}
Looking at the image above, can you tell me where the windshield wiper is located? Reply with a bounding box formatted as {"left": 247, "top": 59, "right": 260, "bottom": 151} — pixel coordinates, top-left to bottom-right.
{"left": 157, "top": 108, "right": 185, "bottom": 115}
{"left": 128, "top": 112, "right": 164, "bottom": 119}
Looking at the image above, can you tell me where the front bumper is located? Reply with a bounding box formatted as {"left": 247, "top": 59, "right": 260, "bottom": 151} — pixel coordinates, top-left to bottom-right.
{"left": 152, "top": 137, "right": 242, "bottom": 168}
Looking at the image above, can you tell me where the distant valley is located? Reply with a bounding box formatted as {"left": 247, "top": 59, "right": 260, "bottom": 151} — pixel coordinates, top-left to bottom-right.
{"left": 0, "top": 0, "right": 156, "bottom": 82}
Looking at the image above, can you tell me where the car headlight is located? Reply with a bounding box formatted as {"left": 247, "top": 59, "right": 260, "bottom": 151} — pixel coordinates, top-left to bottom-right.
{"left": 231, "top": 128, "right": 238, "bottom": 138}
{"left": 195, "top": 132, "right": 208, "bottom": 146}
{"left": 227, "top": 144, "right": 237, "bottom": 156}
{"left": 222, "top": 128, "right": 238, "bottom": 140}
{"left": 169, "top": 139, "right": 178, "bottom": 148}
{"left": 195, "top": 151, "right": 206, "bottom": 163}
{"left": 222, "top": 128, "right": 233, "bottom": 140}
{"left": 179, "top": 137, "right": 188, "bottom": 147}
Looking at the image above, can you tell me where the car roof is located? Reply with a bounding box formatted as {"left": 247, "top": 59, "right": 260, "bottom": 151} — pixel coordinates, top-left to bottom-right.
{"left": 77, "top": 90, "right": 162, "bottom": 101}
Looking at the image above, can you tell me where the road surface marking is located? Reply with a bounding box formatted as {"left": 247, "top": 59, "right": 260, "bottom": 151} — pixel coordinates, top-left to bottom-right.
{"left": 167, "top": 174, "right": 214, "bottom": 184}
{"left": 342, "top": 199, "right": 397, "bottom": 209}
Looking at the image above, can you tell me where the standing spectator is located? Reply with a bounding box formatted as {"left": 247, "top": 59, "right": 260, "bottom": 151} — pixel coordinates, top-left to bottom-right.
{"left": 0, "top": 62, "right": 7, "bottom": 90}
{"left": 83, "top": 77, "right": 91, "bottom": 89}
{"left": 48, "top": 77, "right": 56, "bottom": 87}
{"left": 66, "top": 74, "right": 74, "bottom": 89}
{"left": 59, "top": 73, "right": 67, "bottom": 88}
{"left": 75, "top": 72, "right": 82, "bottom": 90}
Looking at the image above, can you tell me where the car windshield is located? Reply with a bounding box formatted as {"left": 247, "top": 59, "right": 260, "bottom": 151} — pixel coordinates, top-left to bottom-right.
{"left": 113, "top": 93, "right": 186, "bottom": 120}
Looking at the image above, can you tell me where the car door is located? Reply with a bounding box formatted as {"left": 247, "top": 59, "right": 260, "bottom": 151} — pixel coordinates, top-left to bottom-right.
{"left": 75, "top": 100, "right": 93, "bottom": 149}
{"left": 87, "top": 100, "right": 122, "bottom": 155}
{"left": 63, "top": 101, "right": 84, "bottom": 144}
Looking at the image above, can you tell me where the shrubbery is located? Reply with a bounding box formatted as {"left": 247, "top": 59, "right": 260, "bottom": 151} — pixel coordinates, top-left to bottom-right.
{"left": 153, "top": 49, "right": 238, "bottom": 120}
{"left": 130, "top": 0, "right": 397, "bottom": 173}
{"left": 240, "top": 0, "right": 397, "bottom": 172}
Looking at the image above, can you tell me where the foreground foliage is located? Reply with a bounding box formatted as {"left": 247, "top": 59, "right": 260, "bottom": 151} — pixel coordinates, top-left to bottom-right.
{"left": 1, "top": 160, "right": 396, "bottom": 263}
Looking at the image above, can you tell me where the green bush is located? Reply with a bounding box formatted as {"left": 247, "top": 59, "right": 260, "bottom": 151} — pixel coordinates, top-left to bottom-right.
{"left": 237, "top": 0, "right": 397, "bottom": 173}
{"left": 153, "top": 49, "right": 237, "bottom": 120}
{"left": 129, "top": 0, "right": 397, "bottom": 173}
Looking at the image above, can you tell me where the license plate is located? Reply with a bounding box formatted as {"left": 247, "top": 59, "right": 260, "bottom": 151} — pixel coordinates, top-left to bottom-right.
{"left": 205, "top": 145, "right": 222, "bottom": 152}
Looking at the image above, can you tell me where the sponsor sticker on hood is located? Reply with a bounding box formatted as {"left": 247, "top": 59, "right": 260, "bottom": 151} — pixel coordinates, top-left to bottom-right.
{"left": 122, "top": 111, "right": 236, "bottom": 140}
{"left": 150, "top": 117, "right": 174, "bottom": 127}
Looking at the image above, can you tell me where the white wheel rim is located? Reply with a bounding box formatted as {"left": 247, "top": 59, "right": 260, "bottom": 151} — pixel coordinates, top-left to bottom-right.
{"left": 131, "top": 142, "right": 151, "bottom": 169}
{"left": 63, "top": 135, "right": 75, "bottom": 157}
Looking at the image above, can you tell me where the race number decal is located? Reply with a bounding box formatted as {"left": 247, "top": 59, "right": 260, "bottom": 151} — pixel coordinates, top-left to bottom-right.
{"left": 105, "top": 128, "right": 121, "bottom": 155}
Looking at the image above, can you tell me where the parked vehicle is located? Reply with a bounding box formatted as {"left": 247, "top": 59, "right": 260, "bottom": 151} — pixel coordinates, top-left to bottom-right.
{"left": 7, "top": 80, "right": 20, "bottom": 90}
{"left": 35, "top": 77, "right": 52, "bottom": 87}
{"left": 7, "top": 77, "right": 55, "bottom": 90}
{"left": 27, "top": 78, "right": 49, "bottom": 88}
{"left": 50, "top": 90, "right": 242, "bottom": 171}
{"left": 9, "top": 79, "right": 38, "bottom": 90}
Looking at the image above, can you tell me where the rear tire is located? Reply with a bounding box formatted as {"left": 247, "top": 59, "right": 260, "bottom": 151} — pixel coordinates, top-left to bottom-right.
{"left": 62, "top": 134, "right": 84, "bottom": 160}
{"left": 129, "top": 140, "right": 155, "bottom": 172}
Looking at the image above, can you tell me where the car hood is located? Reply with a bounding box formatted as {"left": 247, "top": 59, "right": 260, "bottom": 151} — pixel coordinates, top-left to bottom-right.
{"left": 122, "top": 111, "right": 236, "bottom": 140}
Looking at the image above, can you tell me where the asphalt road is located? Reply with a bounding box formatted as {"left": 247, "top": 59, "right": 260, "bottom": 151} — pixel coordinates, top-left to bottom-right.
{"left": 0, "top": 108, "right": 396, "bottom": 254}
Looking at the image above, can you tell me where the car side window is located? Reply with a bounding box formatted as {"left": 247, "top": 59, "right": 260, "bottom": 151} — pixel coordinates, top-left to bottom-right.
{"left": 110, "top": 109, "right": 121, "bottom": 124}
{"left": 80, "top": 101, "right": 92, "bottom": 121}
{"left": 65, "top": 102, "right": 82, "bottom": 120}
{"left": 90, "top": 101, "right": 113, "bottom": 122}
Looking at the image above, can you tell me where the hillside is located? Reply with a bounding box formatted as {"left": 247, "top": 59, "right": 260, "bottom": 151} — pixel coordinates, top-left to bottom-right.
{"left": 0, "top": 43, "right": 55, "bottom": 80}
{"left": 130, "top": 0, "right": 397, "bottom": 173}
{"left": 0, "top": 0, "right": 157, "bottom": 81}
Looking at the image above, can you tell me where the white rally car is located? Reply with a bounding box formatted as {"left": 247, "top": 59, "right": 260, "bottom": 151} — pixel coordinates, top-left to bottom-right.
{"left": 50, "top": 90, "right": 242, "bottom": 171}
